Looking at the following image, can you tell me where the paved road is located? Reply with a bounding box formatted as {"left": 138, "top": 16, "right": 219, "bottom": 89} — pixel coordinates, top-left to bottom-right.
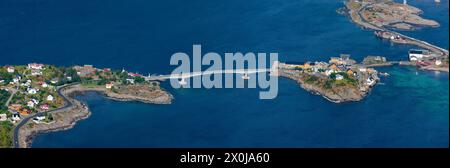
{"left": 4, "top": 88, "right": 17, "bottom": 107}
{"left": 354, "top": 1, "right": 448, "bottom": 56}
{"left": 13, "top": 83, "right": 77, "bottom": 148}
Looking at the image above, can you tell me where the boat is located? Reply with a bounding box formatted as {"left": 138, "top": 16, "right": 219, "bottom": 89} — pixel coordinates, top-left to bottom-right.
{"left": 379, "top": 72, "right": 390, "bottom": 76}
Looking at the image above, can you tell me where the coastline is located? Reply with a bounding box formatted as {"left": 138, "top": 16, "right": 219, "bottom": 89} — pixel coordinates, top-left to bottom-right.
{"left": 16, "top": 84, "right": 173, "bottom": 148}
{"left": 340, "top": 0, "right": 449, "bottom": 58}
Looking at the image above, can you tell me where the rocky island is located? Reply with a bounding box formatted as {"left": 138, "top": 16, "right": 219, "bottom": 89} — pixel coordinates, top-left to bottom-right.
{"left": 279, "top": 55, "right": 379, "bottom": 103}
{"left": 0, "top": 64, "right": 173, "bottom": 148}
{"left": 341, "top": 0, "right": 439, "bottom": 31}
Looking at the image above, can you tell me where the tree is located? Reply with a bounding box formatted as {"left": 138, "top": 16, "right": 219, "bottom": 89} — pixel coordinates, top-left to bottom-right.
{"left": 134, "top": 77, "right": 145, "bottom": 83}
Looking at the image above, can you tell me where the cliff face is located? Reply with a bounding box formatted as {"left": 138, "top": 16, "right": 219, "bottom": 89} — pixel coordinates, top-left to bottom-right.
{"left": 279, "top": 71, "right": 367, "bottom": 103}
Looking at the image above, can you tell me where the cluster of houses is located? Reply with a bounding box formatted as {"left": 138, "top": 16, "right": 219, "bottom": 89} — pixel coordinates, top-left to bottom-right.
{"left": 407, "top": 49, "right": 446, "bottom": 67}
{"left": 73, "top": 64, "right": 145, "bottom": 89}
{"left": 281, "top": 54, "right": 379, "bottom": 89}
{"left": 0, "top": 63, "right": 60, "bottom": 124}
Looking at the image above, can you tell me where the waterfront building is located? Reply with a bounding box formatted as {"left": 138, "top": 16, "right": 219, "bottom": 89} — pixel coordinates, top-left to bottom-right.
{"left": 73, "top": 65, "right": 97, "bottom": 77}
{"left": 435, "top": 60, "right": 442, "bottom": 66}
{"left": 33, "top": 115, "right": 46, "bottom": 123}
{"left": 105, "top": 83, "right": 114, "bottom": 89}
{"left": 366, "top": 77, "right": 376, "bottom": 86}
{"left": 408, "top": 49, "right": 431, "bottom": 61}
{"left": 27, "top": 63, "right": 44, "bottom": 70}
{"left": 6, "top": 66, "right": 14, "bottom": 73}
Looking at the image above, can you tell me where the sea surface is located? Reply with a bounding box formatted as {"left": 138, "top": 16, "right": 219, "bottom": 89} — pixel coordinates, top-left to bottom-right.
{"left": 0, "top": 0, "right": 448, "bottom": 147}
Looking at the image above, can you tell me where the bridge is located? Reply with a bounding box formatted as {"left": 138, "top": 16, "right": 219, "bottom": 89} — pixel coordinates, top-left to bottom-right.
{"left": 145, "top": 62, "right": 280, "bottom": 85}
{"left": 145, "top": 68, "right": 278, "bottom": 85}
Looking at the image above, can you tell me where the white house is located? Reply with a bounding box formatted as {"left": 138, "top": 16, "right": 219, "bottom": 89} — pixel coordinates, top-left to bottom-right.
{"left": 335, "top": 74, "right": 344, "bottom": 80}
{"left": 42, "top": 82, "right": 48, "bottom": 88}
{"left": 325, "top": 69, "right": 335, "bottom": 76}
{"left": 6, "top": 66, "right": 14, "bottom": 73}
{"left": 408, "top": 49, "right": 430, "bottom": 61}
{"left": 36, "top": 116, "right": 46, "bottom": 120}
{"left": 435, "top": 60, "right": 442, "bottom": 66}
{"left": 126, "top": 78, "right": 135, "bottom": 84}
{"left": 50, "top": 78, "right": 59, "bottom": 84}
{"left": 27, "top": 100, "right": 35, "bottom": 108}
{"left": 366, "top": 78, "right": 375, "bottom": 86}
{"left": 12, "top": 78, "right": 19, "bottom": 83}
{"left": 32, "top": 98, "right": 39, "bottom": 104}
{"left": 358, "top": 67, "right": 367, "bottom": 72}
{"left": 12, "top": 114, "right": 21, "bottom": 121}
{"left": 28, "top": 63, "right": 44, "bottom": 70}
{"left": 33, "top": 116, "right": 46, "bottom": 123}
{"left": 27, "top": 88, "right": 38, "bottom": 94}
{"left": 0, "top": 114, "right": 7, "bottom": 121}
{"left": 47, "top": 95, "right": 54, "bottom": 102}
{"left": 105, "top": 83, "right": 114, "bottom": 89}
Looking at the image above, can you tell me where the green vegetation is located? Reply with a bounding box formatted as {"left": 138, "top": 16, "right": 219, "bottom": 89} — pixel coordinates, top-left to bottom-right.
{"left": 0, "top": 90, "right": 10, "bottom": 112}
{"left": 0, "top": 121, "right": 13, "bottom": 148}
{"left": 134, "top": 76, "right": 145, "bottom": 83}
{"left": 305, "top": 75, "right": 319, "bottom": 84}
{"left": 329, "top": 72, "right": 357, "bottom": 87}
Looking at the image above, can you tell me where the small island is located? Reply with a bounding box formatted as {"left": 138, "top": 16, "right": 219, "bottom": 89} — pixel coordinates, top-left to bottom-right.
{"left": 279, "top": 55, "right": 380, "bottom": 103}
{"left": 0, "top": 64, "right": 173, "bottom": 148}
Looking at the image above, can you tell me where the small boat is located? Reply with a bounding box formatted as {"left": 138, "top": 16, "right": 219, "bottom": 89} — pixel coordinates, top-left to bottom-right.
{"left": 379, "top": 72, "right": 390, "bottom": 76}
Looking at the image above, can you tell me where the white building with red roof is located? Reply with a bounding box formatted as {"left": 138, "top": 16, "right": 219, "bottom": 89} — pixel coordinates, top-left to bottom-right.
{"left": 28, "top": 63, "right": 44, "bottom": 70}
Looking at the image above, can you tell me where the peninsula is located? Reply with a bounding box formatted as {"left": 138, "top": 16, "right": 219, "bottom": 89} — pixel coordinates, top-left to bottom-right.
{"left": 0, "top": 64, "right": 173, "bottom": 148}
{"left": 338, "top": 0, "right": 449, "bottom": 63}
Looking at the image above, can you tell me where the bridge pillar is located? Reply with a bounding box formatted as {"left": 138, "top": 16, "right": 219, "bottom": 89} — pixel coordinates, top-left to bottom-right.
{"left": 242, "top": 73, "right": 250, "bottom": 80}
{"left": 179, "top": 78, "right": 187, "bottom": 85}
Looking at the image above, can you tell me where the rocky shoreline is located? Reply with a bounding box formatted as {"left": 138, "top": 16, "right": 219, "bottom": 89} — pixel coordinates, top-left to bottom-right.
{"left": 17, "top": 84, "right": 173, "bottom": 148}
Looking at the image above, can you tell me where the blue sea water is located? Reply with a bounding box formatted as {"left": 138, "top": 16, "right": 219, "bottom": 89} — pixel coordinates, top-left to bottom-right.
{"left": 0, "top": 0, "right": 448, "bottom": 147}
